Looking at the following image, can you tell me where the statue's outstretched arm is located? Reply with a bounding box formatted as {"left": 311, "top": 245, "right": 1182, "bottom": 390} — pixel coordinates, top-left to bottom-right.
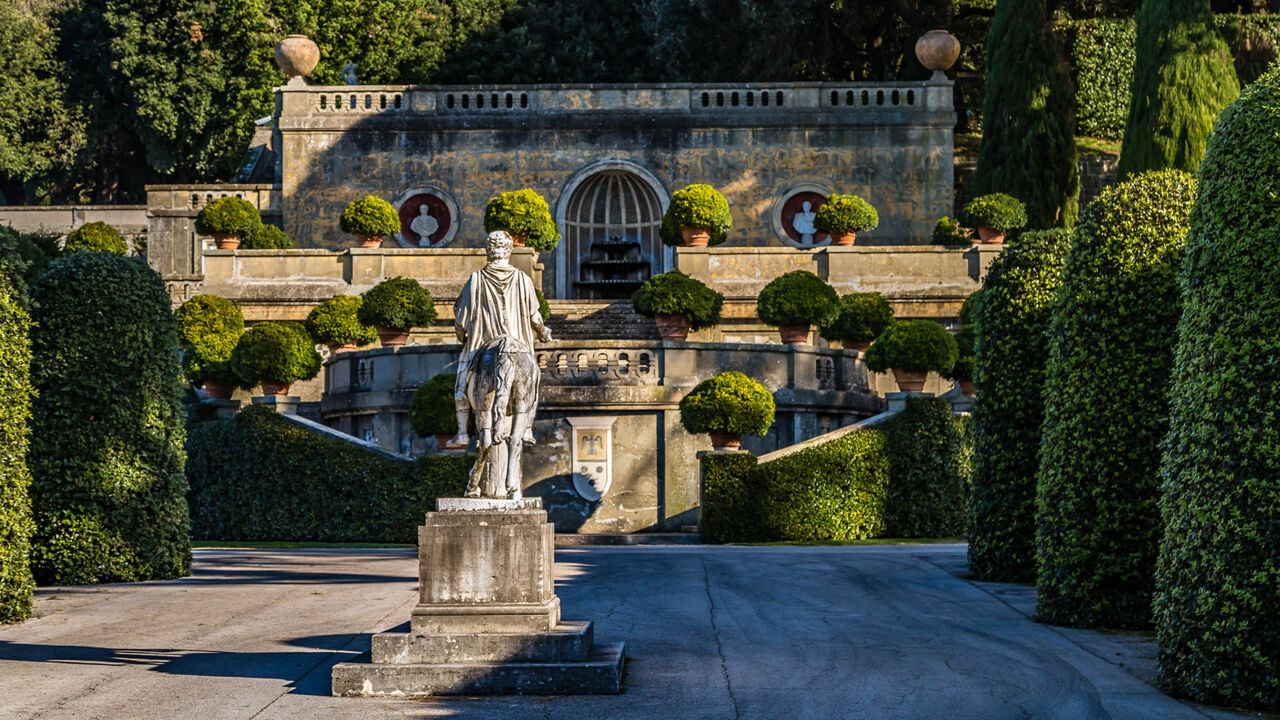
{"left": 531, "top": 312, "right": 552, "bottom": 343}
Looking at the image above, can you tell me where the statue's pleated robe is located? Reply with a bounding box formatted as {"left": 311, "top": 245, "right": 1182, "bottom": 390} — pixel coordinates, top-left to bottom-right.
{"left": 454, "top": 264, "right": 539, "bottom": 359}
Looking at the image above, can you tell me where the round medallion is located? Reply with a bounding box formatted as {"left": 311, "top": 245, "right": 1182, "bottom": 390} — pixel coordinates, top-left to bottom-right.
{"left": 393, "top": 187, "right": 459, "bottom": 247}
{"left": 779, "top": 191, "right": 830, "bottom": 247}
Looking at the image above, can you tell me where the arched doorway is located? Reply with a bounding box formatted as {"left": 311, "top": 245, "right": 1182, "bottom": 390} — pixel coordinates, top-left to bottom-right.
{"left": 556, "top": 162, "right": 668, "bottom": 300}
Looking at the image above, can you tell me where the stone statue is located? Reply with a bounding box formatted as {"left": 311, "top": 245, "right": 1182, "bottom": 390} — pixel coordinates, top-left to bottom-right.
{"left": 792, "top": 201, "right": 817, "bottom": 244}
{"left": 449, "top": 231, "right": 553, "bottom": 498}
{"left": 410, "top": 205, "right": 439, "bottom": 246}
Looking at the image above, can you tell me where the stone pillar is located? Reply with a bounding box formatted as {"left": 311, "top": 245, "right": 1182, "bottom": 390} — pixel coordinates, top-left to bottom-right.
{"left": 331, "top": 497, "right": 625, "bottom": 696}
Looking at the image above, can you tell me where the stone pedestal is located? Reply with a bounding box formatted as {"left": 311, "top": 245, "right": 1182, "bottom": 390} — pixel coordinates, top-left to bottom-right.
{"left": 332, "top": 497, "right": 625, "bottom": 696}
{"left": 250, "top": 394, "right": 300, "bottom": 415}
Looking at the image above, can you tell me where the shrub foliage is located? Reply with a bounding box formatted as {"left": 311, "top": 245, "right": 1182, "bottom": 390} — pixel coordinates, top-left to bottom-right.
{"left": 28, "top": 253, "right": 190, "bottom": 584}
{"left": 339, "top": 195, "right": 400, "bottom": 238}
{"left": 410, "top": 373, "right": 459, "bottom": 438}
{"left": 882, "top": 396, "right": 970, "bottom": 538}
{"left": 65, "top": 221, "right": 127, "bottom": 255}
{"left": 864, "top": 320, "right": 958, "bottom": 375}
{"left": 968, "top": 229, "right": 1069, "bottom": 582}
{"left": 756, "top": 270, "right": 839, "bottom": 328}
{"left": 757, "top": 432, "right": 889, "bottom": 541}
{"left": 188, "top": 405, "right": 469, "bottom": 542}
{"left": 813, "top": 194, "right": 879, "bottom": 235}
{"left": 175, "top": 294, "right": 244, "bottom": 347}
{"left": 305, "top": 295, "right": 377, "bottom": 347}
{"left": 660, "top": 184, "right": 732, "bottom": 246}
{"left": 630, "top": 270, "right": 724, "bottom": 331}
{"left": 483, "top": 189, "right": 561, "bottom": 251}
{"left": 1035, "top": 170, "right": 1196, "bottom": 630}
{"left": 1153, "top": 66, "right": 1280, "bottom": 710}
{"left": 679, "top": 371, "right": 775, "bottom": 437}
{"left": 0, "top": 275, "right": 33, "bottom": 622}
{"left": 229, "top": 321, "right": 321, "bottom": 388}
{"left": 195, "top": 196, "right": 260, "bottom": 236}
{"left": 819, "top": 292, "right": 894, "bottom": 344}
{"left": 358, "top": 277, "right": 437, "bottom": 331}
{"left": 241, "top": 223, "right": 293, "bottom": 250}
{"left": 183, "top": 332, "right": 242, "bottom": 388}
{"left": 961, "top": 193, "right": 1029, "bottom": 233}
{"left": 932, "top": 216, "right": 969, "bottom": 245}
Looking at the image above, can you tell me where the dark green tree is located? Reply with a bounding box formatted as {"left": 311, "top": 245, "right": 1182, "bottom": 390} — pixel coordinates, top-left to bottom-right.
{"left": 972, "top": 0, "right": 1080, "bottom": 228}
{"left": 1116, "top": 0, "right": 1239, "bottom": 179}
{"left": 1035, "top": 170, "right": 1195, "bottom": 630}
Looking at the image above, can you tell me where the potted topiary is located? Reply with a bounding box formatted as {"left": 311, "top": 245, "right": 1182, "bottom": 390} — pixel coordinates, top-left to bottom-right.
{"left": 863, "top": 319, "right": 958, "bottom": 392}
{"left": 195, "top": 196, "right": 261, "bottom": 250}
{"left": 631, "top": 270, "right": 725, "bottom": 341}
{"left": 961, "top": 193, "right": 1027, "bottom": 245}
{"left": 64, "top": 221, "right": 127, "bottom": 255}
{"left": 819, "top": 292, "right": 895, "bottom": 353}
{"left": 679, "top": 371, "right": 776, "bottom": 451}
{"left": 410, "top": 372, "right": 463, "bottom": 449}
{"left": 241, "top": 223, "right": 293, "bottom": 249}
{"left": 305, "top": 294, "right": 378, "bottom": 354}
{"left": 357, "top": 277, "right": 437, "bottom": 347}
{"left": 340, "top": 195, "right": 400, "bottom": 248}
{"left": 483, "top": 189, "right": 561, "bottom": 251}
{"left": 756, "top": 270, "right": 840, "bottom": 345}
{"left": 175, "top": 294, "right": 245, "bottom": 348}
{"left": 931, "top": 216, "right": 970, "bottom": 246}
{"left": 660, "top": 184, "right": 732, "bottom": 247}
{"left": 814, "top": 194, "right": 879, "bottom": 246}
{"left": 183, "top": 332, "right": 242, "bottom": 399}
{"left": 229, "top": 321, "right": 322, "bottom": 396}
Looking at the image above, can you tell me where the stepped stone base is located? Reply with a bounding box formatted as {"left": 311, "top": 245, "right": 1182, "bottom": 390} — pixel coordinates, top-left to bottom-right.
{"left": 333, "top": 497, "right": 625, "bottom": 696}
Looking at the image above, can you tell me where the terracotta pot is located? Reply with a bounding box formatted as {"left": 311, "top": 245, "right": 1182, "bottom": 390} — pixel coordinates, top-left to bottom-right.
{"left": 778, "top": 323, "right": 810, "bottom": 345}
{"left": 892, "top": 368, "right": 928, "bottom": 392}
{"left": 355, "top": 234, "right": 383, "bottom": 248}
{"left": 376, "top": 326, "right": 409, "bottom": 347}
{"left": 654, "top": 314, "right": 692, "bottom": 341}
{"left": 212, "top": 233, "right": 241, "bottom": 250}
{"left": 708, "top": 430, "right": 742, "bottom": 452}
{"left": 680, "top": 227, "right": 711, "bottom": 247}
{"left": 202, "top": 379, "right": 235, "bottom": 400}
{"left": 959, "top": 379, "right": 976, "bottom": 397}
{"left": 977, "top": 227, "right": 1005, "bottom": 245}
{"left": 274, "top": 35, "right": 320, "bottom": 79}
{"left": 511, "top": 232, "right": 528, "bottom": 248}
{"left": 831, "top": 231, "right": 858, "bottom": 246}
{"left": 260, "top": 379, "right": 290, "bottom": 396}
{"left": 915, "top": 29, "right": 961, "bottom": 75}
{"left": 844, "top": 338, "right": 872, "bottom": 354}
{"left": 327, "top": 342, "right": 357, "bottom": 355}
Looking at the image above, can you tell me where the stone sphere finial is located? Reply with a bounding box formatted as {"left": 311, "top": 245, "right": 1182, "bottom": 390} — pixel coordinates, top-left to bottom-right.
{"left": 915, "top": 29, "right": 961, "bottom": 81}
{"left": 275, "top": 35, "right": 320, "bottom": 82}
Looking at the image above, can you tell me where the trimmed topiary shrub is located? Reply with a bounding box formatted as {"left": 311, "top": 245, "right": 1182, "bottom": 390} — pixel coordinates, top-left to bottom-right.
{"left": 968, "top": 229, "right": 1069, "bottom": 582}
{"left": 863, "top": 320, "right": 958, "bottom": 374}
{"left": 305, "top": 295, "right": 377, "bottom": 348}
{"left": 358, "top": 277, "right": 437, "bottom": 331}
{"left": 27, "top": 253, "right": 190, "bottom": 584}
{"left": 340, "top": 196, "right": 400, "bottom": 238}
{"left": 0, "top": 274, "right": 34, "bottom": 622}
{"left": 961, "top": 193, "right": 1029, "bottom": 233}
{"left": 679, "top": 371, "right": 775, "bottom": 437}
{"left": 820, "top": 292, "right": 895, "bottom": 346}
{"left": 483, "top": 189, "right": 561, "bottom": 251}
{"left": 932, "top": 216, "right": 970, "bottom": 245}
{"left": 183, "top": 332, "right": 242, "bottom": 388}
{"left": 1153, "top": 67, "right": 1280, "bottom": 710}
{"left": 631, "top": 270, "right": 724, "bottom": 331}
{"left": 660, "top": 184, "right": 732, "bottom": 246}
{"left": 187, "top": 405, "right": 469, "bottom": 542}
{"left": 410, "top": 373, "right": 459, "bottom": 439}
{"left": 756, "top": 271, "right": 839, "bottom": 328}
{"left": 175, "top": 294, "right": 244, "bottom": 348}
{"left": 757, "top": 431, "right": 889, "bottom": 541}
{"left": 1035, "top": 169, "right": 1196, "bottom": 631}
{"left": 814, "top": 194, "right": 879, "bottom": 236}
{"left": 229, "top": 322, "right": 321, "bottom": 389}
{"left": 64, "top": 221, "right": 127, "bottom": 255}
{"left": 241, "top": 223, "right": 293, "bottom": 250}
{"left": 882, "top": 396, "right": 971, "bottom": 538}
{"left": 699, "top": 452, "right": 762, "bottom": 544}
{"left": 195, "top": 196, "right": 260, "bottom": 237}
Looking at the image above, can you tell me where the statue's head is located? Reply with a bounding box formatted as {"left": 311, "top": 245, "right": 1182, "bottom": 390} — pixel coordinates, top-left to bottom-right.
{"left": 486, "top": 230, "right": 513, "bottom": 261}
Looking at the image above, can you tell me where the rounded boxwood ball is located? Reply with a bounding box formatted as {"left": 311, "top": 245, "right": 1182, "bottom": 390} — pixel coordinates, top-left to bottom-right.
{"left": 864, "top": 320, "right": 957, "bottom": 374}
{"left": 230, "top": 321, "right": 321, "bottom": 387}
{"left": 175, "top": 294, "right": 244, "bottom": 348}
{"left": 659, "top": 184, "right": 732, "bottom": 246}
{"left": 64, "top": 222, "right": 127, "bottom": 255}
{"left": 962, "top": 193, "right": 1028, "bottom": 232}
{"left": 631, "top": 270, "right": 724, "bottom": 331}
{"left": 357, "top": 277, "right": 437, "bottom": 331}
{"left": 820, "top": 292, "right": 894, "bottom": 344}
{"left": 483, "top": 189, "right": 561, "bottom": 251}
{"left": 340, "top": 196, "right": 400, "bottom": 238}
{"left": 195, "top": 197, "right": 260, "bottom": 237}
{"left": 756, "top": 270, "right": 839, "bottom": 328}
{"left": 679, "top": 371, "right": 775, "bottom": 436}
{"left": 814, "top": 194, "right": 879, "bottom": 235}
{"left": 241, "top": 224, "right": 293, "bottom": 250}
{"left": 305, "top": 295, "right": 377, "bottom": 347}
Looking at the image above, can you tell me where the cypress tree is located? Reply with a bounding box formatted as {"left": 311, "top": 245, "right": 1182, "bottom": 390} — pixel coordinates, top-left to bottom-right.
{"left": 1116, "top": 0, "right": 1239, "bottom": 179}
{"left": 973, "top": 0, "right": 1080, "bottom": 229}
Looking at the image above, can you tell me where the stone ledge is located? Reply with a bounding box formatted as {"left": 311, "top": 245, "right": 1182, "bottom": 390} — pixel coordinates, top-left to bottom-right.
{"left": 436, "top": 497, "right": 542, "bottom": 512}
{"left": 411, "top": 598, "right": 561, "bottom": 634}
{"left": 371, "top": 621, "right": 593, "bottom": 664}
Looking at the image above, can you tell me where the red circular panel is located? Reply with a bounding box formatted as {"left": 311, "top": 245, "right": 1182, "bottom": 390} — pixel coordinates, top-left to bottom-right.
{"left": 398, "top": 193, "right": 452, "bottom": 246}
{"left": 780, "top": 192, "right": 828, "bottom": 246}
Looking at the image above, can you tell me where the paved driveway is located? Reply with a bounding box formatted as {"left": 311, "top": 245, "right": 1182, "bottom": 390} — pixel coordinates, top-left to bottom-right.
{"left": 0, "top": 545, "right": 1242, "bottom": 719}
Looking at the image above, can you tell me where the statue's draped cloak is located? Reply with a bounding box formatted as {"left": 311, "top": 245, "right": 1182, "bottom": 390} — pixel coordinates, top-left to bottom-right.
{"left": 454, "top": 264, "right": 539, "bottom": 358}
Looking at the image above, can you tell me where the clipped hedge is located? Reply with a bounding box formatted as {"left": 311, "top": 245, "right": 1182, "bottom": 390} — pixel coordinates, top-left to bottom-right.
{"left": 968, "top": 229, "right": 1068, "bottom": 582}
{"left": 410, "top": 373, "right": 459, "bottom": 438}
{"left": 305, "top": 295, "right": 377, "bottom": 348}
{"left": 358, "top": 277, "right": 437, "bottom": 331}
{"left": 679, "top": 371, "right": 775, "bottom": 437}
{"left": 631, "top": 270, "right": 724, "bottom": 330}
{"left": 195, "top": 196, "right": 259, "bottom": 237}
{"left": 1153, "top": 66, "right": 1280, "bottom": 710}
{"left": 756, "top": 270, "right": 839, "bottom": 328}
{"left": 1035, "top": 170, "right": 1196, "bottom": 631}
{"left": 340, "top": 196, "right": 399, "bottom": 238}
{"left": 864, "top": 320, "right": 957, "bottom": 375}
{"left": 28, "top": 253, "right": 190, "bottom": 585}
{"left": 241, "top": 223, "right": 293, "bottom": 250}
{"left": 64, "top": 221, "right": 127, "bottom": 255}
{"left": 229, "top": 321, "right": 321, "bottom": 388}
{"left": 175, "top": 294, "right": 244, "bottom": 347}
{"left": 819, "top": 292, "right": 894, "bottom": 345}
{"left": 813, "top": 194, "right": 878, "bottom": 235}
{"left": 699, "top": 452, "right": 761, "bottom": 544}
{"left": 0, "top": 275, "right": 33, "bottom": 622}
{"left": 757, "top": 431, "right": 889, "bottom": 541}
{"left": 187, "top": 405, "right": 469, "bottom": 542}
{"left": 961, "top": 193, "right": 1027, "bottom": 232}
{"left": 882, "top": 396, "right": 970, "bottom": 538}
{"left": 660, "top": 184, "right": 732, "bottom": 246}
{"left": 183, "top": 332, "right": 241, "bottom": 387}
{"left": 484, "top": 189, "right": 561, "bottom": 251}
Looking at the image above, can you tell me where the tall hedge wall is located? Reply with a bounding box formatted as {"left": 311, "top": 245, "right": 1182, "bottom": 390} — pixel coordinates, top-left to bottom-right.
{"left": 188, "top": 405, "right": 469, "bottom": 543}
{"left": 1035, "top": 170, "right": 1196, "bottom": 630}
{"left": 0, "top": 275, "right": 33, "bottom": 622}
{"left": 699, "top": 452, "right": 761, "bottom": 544}
{"left": 882, "top": 396, "right": 970, "bottom": 538}
{"left": 28, "top": 254, "right": 190, "bottom": 585}
{"left": 1153, "top": 65, "right": 1280, "bottom": 711}
{"left": 968, "top": 229, "right": 1069, "bottom": 582}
